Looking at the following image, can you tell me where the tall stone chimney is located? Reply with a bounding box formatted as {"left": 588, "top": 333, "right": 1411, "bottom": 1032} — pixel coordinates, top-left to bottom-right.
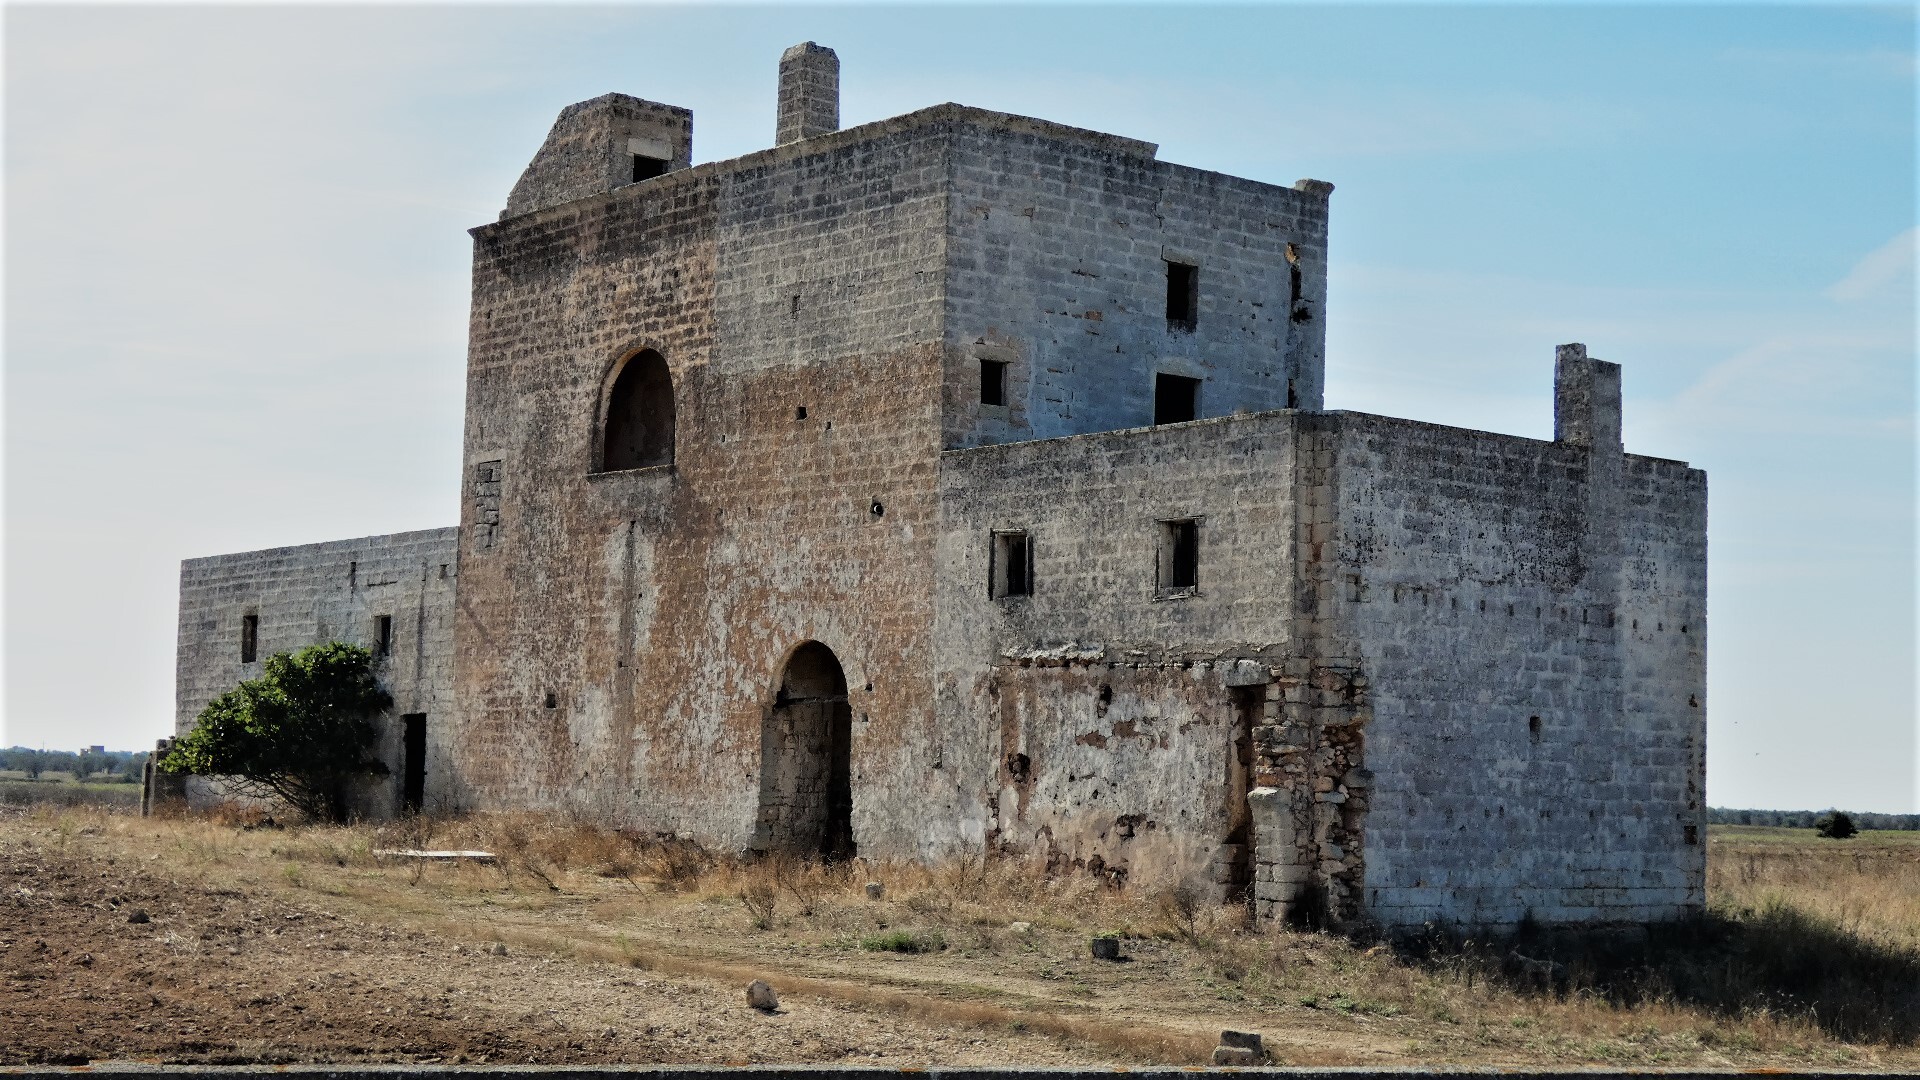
{"left": 776, "top": 42, "right": 840, "bottom": 146}
{"left": 1553, "top": 342, "right": 1622, "bottom": 450}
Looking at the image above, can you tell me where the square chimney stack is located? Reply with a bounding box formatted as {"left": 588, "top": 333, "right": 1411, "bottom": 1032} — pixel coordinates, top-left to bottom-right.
{"left": 776, "top": 42, "right": 840, "bottom": 145}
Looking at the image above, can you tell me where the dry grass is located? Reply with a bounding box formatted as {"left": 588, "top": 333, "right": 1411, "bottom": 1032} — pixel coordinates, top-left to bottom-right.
{"left": 12, "top": 803, "right": 1919, "bottom": 1068}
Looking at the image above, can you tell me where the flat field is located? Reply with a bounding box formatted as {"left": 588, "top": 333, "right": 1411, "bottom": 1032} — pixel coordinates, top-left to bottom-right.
{"left": 2, "top": 807, "right": 1916, "bottom": 1069}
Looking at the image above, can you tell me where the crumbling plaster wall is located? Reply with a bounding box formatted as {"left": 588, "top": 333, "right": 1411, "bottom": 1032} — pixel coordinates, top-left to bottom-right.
{"left": 1303, "top": 408, "right": 1707, "bottom": 928}
{"left": 935, "top": 411, "right": 1305, "bottom": 887}
{"left": 451, "top": 110, "right": 956, "bottom": 854}
{"left": 173, "top": 529, "right": 459, "bottom": 817}
{"left": 941, "top": 113, "right": 1330, "bottom": 451}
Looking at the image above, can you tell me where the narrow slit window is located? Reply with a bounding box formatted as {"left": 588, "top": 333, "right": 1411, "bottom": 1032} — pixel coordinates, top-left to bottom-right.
{"left": 1158, "top": 519, "right": 1200, "bottom": 593}
{"left": 375, "top": 615, "right": 393, "bottom": 658}
{"left": 1154, "top": 373, "right": 1200, "bottom": 425}
{"left": 631, "top": 155, "right": 668, "bottom": 182}
{"left": 1285, "top": 243, "right": 1308, "bottom": 324}
{"left": 980, "top": 359, "right": 1008, "bottom": 407}
{"left": 992, "top": 531, "right": 1032, "bottom": 599}
{"left": 1165, "top": 261, "right": 1198, "bottom": 331}
{"left": 240, "top": 614, "right": 259, "bottom": 664}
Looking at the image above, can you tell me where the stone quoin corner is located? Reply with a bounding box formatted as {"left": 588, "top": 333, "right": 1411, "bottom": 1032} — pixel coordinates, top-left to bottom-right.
{"left": 165, "top": 42, "right": 1708, "bottom": 933}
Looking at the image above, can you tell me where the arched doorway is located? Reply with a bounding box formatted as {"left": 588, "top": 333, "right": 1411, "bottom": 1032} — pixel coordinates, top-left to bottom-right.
{"left": 755, "top": 641, "right": 855, "bottom": 860}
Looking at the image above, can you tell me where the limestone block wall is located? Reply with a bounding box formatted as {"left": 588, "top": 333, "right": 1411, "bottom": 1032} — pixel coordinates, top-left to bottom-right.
{"left": 173, "top": 528, "right": 459, "bottom": 818}
{"left": 941, "top": 113, "right": 1330, "bottom": 451}
{"left": 936, "top": 412, "right": 1305, "bottom": 887}
{"left": 451, "top": 110, "right": 955, "bottom": 853}
{"left": 504, "top": 94, "right": 694, "bottom": 220}
{"left": 1304, "top": 405, "right": 1707, "bottom": 929}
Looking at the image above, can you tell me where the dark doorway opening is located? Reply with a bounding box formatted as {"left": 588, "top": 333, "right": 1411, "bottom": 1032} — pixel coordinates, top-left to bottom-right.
{"left": 1224, "top": 685, "right": 1261, "bottom": 905}
{"left": 756, "top": 642, "right": 855, "bottom": 860}
{"left": 401, "top": 714, "right": 426, "bottom": 813}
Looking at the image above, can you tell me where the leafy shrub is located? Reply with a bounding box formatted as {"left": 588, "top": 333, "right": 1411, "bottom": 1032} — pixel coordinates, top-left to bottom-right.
{"left": 1814, "top": 811, "right": 1858, "bottom": 840}
{"left": 160, "top": 642, "right": 390, "bottom": 822}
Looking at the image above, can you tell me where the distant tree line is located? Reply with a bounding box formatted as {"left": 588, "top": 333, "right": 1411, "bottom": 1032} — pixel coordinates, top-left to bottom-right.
{"left": 1710, "top": 807, "right": 1920, "bottom": 831}
{"left": 0, "top": 746, "right": 150, "bottom": 783}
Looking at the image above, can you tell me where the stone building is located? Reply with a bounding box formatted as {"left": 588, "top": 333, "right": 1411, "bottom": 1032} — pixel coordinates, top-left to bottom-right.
{"left": 172, "top": 44, "right": 1707, "bottom": 930}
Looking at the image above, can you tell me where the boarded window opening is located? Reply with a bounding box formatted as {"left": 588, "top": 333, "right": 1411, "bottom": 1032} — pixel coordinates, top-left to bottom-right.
{"left": 374, "top": 615, "right": 393, "bottom": 658}
{"left": 1154, "top": 373, "right": 1200, "bottom": 425}
{"left": 1165, "top": 261, "right": 1197, "bottom": 331}
{"left": 240, "top": 614, "right": 258, "bottom": 663}
{"left": 991, "top": 531, "right": 1032, "bottom": 598}
{"left": 631, "top": 155, "right": 668, "bottom": 182}
{"left": 980, "top": 359, "right": 1008, "bottom": 406}
{"left": 1158, "top": 519, "right": 1200, "bottom": 593}
{"left": 401, "top": 714, "right": 426, "bottom": 814}
{"left": 600, "top": 349, "right": 675, "bottom": 471}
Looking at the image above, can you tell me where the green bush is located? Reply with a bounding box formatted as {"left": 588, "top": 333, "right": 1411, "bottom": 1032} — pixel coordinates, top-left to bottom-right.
{"left": 1814, "top": 811, "right": 1858, "bottom": 840}
{"left": 161, "top": 642, "right": 390, "bottom": 822}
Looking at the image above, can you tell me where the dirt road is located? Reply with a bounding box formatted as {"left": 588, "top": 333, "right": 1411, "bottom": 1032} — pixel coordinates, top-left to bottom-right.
{"left": 0, "top": 816, "right": 1102, "bottom": 1066}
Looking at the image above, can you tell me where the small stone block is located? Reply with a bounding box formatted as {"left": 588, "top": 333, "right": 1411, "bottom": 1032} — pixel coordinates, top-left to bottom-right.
{"left": 1212, "top": 1046, "right": 1262, "bottom": 1066}
{"left": 1089, "top": 935, "right": 1122, "bottom": 960}
{"left": 865, "top": 881, "right": 884, "bottom": 900}
{"left": 746, "top": 979, "right": 779, "bottom": 1011}
{"left": 1219, "top": 1029, "right": 1264, "bottom": 1051}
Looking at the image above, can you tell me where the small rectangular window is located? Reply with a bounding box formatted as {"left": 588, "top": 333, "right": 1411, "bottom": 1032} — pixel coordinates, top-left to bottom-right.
{"left": 1157, "top": 519, "right": 1199, "bottom": 594}
{"left": 1165, "top": 261, "right": 1198, "bottom": 331}
{"left": 240, "top": 614, "right": 258, "bottom": 663}
{"left": 1154, "top": 373, "right": 1200, "bottom": 425}
{"left": 980, "top": 359, "right": 1008, "bottom": 407}
{"left": 631, "top": 155, "right": 668, "bottom": 182}
{"left": 991, "top": 531, "right": 1032, "bottom": 599}
{"left": 375, "top": 615, "right": 393, "bottom": 658}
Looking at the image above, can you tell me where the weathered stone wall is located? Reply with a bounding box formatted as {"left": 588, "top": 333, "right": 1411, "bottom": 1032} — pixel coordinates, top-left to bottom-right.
{"left": 450, "top": 107, "right": 955, "bottom": 854}
{"left": 503, "top": 95, "right": 694, "bottom": 221}
{"left": 936, "top": 413, "right": 1304, "bottom": 889}
{"left": 941, "top": 113, "right": 1329, "bottom": 451}
{"left": 1303, "top": 384, "right": 1707, "bottom": 928}
{"left": 173, "top": 529, "right": 459, "bottom": 817}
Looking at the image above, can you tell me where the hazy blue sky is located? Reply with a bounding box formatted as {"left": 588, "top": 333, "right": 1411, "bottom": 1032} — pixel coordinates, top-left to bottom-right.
{"left": 5, "top": 4, "right": 1914, "bottom": 811}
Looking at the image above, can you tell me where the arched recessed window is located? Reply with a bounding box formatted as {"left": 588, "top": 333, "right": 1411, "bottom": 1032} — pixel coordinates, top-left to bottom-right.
{"left": 599, "top": 349, "right": 675, "bottom": 471}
